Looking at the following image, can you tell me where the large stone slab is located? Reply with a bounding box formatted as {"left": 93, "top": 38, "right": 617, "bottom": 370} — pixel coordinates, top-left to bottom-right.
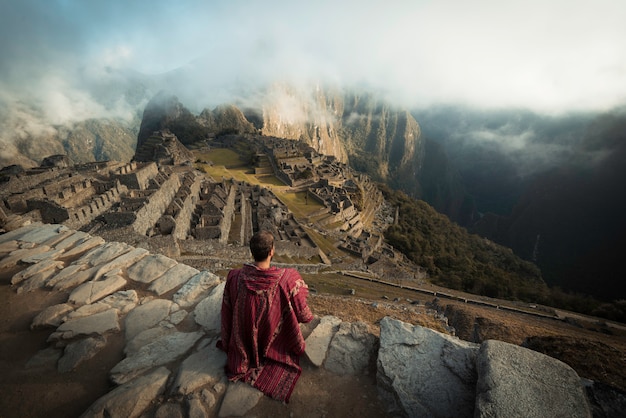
{"left": 127, "top": 254, "right": 178, "bottom": 284}
{"left": 17, "top": 224, "right": 68, "bottom": 244}
{"left": 377, "top": 317, "right": 479, "bottom": 418}
{"left": 99, "top": 290, "right": 139, "bottom": 314}
{"left": 148, "top": 263, "right": 200, "bottom": 295}
{"left": 475, "top": 339, "right": 592, "bottom": 418}
{"left": 48, "top": 308, "right": 120, "bottom": 341}
{"left": 92, "top": 247, "right": 149, "bottom": 280}
{"left": 58, "top": 335, "right": 107, "bottom": 372}
{"left": 65, "top": 303, "right": 114, "bottom": 321}
{"left": 325, "top": 321, "right": 376, "bottom": 375}
{"left": 171, "top": 339, "right": 227, "bottom": 395}
{"left": 40, "top": 229, "right": 74, "bottom": 248}
{"left": 46, "top": 263, "right": 86, "bottom": 288}
{"left": 11, "top": 259, "right": 64, "bottom": 285}
{"left": 66, "top": 290, "right": 139, "bottom": 320}
{"left": 75, "top": 242, "right": 133, "bottom": 267}
{"left": 124, "top": 298, "right": 181, "bottom": 340}
{"left": 110, "top": 331, "right": 203, "bottom": 384}
{"left": 172, "top": 270, "right": 221, "bottom": 308}
{"left": 0, "top": 223, "right": 42, "bottom": 245}
{"left": 0, "top": 240, "right": 20, "bottom": 255}
{"left": 188, "top": 391, "right": 213, "bottom": 418}
{"left": 80, "top": 366, "right": 170, "bottom": 418}
{"left": 194, "top": 281, "right": 226, "bottom": 333}
{"left": 52, "top": 265, "right": 99, "bottom": 291}
{"left": 155, "top": 403, "right": 184, "bottom": 418}
{"left": 0, "top": 245, "right": 51, "bottom": 270}
{"left": 125, "top": 325, "right": 176, "bottom": 356}
{"left": 68, "top": 275, "right": 128, "bottom": 305}
{"left": 31, "top": 303, "right": 75, "bottom": 329}
{"left": 218, "top": 381, "right": 264, "bottom": 418}
{"left": 21, "top": 247, "right": 66, "bottom": 263}
{"left": 61, "top": 236, "right": 105, "bottom": 259}
{"left": 16, "top": 267, "right": 60, "bottom": 294}
{"left": 26, "top": 347, "right": 63, "bottom": 369}
{"left": 51, "top": 230, "right": 89, "bottom": 251}
{"left": 305, "top": 315, "right": 342, "bottom": 367}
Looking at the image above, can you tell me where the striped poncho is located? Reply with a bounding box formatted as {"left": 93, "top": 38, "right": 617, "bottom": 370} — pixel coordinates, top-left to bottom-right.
{"left": 218, "top": 263, "right": 314, "bottom": 402}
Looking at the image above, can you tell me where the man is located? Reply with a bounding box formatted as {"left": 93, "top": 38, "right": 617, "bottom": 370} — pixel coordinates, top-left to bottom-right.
{"left": 218, "top": 230, "right": 314, "bottom": 402}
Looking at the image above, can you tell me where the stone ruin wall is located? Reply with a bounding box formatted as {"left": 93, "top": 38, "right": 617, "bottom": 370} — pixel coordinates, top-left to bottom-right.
{"left": 6, "top": 173, "right": 75, "bottom": 213}
{"left": 191, "top": 184, "right": 227, "bottom": 241}
{"left": 275, "top": 237, "right": 321, "bottom": 260}
{"left": 167, "top": 173, "right": 203, "bottom": 241}
{"left": 115, "top": 162, "right": 159, "bottom": 191}
{"left": 233, "top": 189, "right": 253, "bottom": 246}
{"left": 64, "top": 181, "right": 128, "bottom": 230}
{"left": 1, "top": 135, "right": 387, "bottom": 269}
{"left": 131, "top": 170, "right": 181, "bottom": 236}
{"left": 1, "top": 167, "right": 68, "bottom": 195}
{"left": 217, "top": 182, "right": 237, "bottom": 245}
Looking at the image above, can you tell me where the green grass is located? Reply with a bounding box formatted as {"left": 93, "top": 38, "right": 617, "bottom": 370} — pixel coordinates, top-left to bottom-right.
{"left": 196, "top": 148, "right": 246, "bottom": 168}
{"left": 273, "top": 190, "right": 325, "bottom": 219}
{"left": 193, "top": 148, "right": 351, "bottom": 263}
{"left": 195, "top": 149, "right": 325, "bottom": 221}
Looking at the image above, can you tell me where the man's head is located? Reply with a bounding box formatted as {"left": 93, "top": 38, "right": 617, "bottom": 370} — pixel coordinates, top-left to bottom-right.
{"left": 249, "top": 230, "right": 275, "bottom": 262}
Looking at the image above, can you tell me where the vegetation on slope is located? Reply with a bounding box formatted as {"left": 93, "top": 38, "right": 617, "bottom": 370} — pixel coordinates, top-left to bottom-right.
{"left": 379, "top": 184, "right": 549, "bottom": 303}
{"left": 379, "top": 184, "right": 626, "bottom": 322}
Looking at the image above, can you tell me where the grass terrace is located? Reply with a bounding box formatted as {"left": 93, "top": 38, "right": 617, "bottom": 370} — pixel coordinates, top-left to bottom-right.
{"left": 194, "top": 148, "right": 325, "bottom": 220}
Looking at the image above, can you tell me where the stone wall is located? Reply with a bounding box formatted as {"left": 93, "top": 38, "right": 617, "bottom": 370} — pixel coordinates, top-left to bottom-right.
{"left": 170, "top": 173, "right": 203, "bottom": 240}
{"left": 116, "top": 162, "right": 158, "bottom": 191}
{"left": 26, "top": 199, "right": 69, "bottom": 224}
{"left": 1, "top": 167, "right": 69, "bottom": 195}
{"left": 65, "top": 181, "right": 128, "bottom": 230}
{"left": 218, "top": 182, "right": 237, "bottom": 244}
{"left": 132, "top": 171, "right": 182, "bottom": 236}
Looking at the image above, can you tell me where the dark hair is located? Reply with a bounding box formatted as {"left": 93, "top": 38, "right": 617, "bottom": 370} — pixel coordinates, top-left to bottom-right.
{"left": 249, "top": 230, "right": 274, "bottom": 262}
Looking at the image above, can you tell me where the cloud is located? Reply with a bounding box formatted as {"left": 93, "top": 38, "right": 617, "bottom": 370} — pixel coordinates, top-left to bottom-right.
{"left": 1, "top": 0, "right": 626, "bottom": 123}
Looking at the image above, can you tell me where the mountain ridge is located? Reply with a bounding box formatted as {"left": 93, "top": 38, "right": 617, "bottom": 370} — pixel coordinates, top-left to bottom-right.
{"left": 2, "top": 84, "right": 625, "bottom": 308}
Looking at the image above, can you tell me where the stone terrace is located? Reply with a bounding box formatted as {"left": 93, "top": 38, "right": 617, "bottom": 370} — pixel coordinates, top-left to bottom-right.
{"left": 1, "top": 134, "right": 393, "bottom": 274}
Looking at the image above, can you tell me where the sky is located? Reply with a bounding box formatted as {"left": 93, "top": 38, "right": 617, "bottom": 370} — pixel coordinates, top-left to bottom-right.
{"left": 1, "top": 0, "right": 626, "bottom": 124}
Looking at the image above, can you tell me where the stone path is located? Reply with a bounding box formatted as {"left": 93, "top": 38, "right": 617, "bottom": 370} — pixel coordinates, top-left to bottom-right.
{"left": 1, "top": 223, "right": 596, "bottom": 417}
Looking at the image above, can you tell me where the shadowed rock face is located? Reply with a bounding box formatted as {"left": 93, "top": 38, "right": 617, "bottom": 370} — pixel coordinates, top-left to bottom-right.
{"left": 137, "top": 92, "right": 210, "bottom": 149}
{"left": 0, "top": 223, "right": 597, "bottom": 417}
{"left": 134, "top": 87, "right": 424, "bottom": 187}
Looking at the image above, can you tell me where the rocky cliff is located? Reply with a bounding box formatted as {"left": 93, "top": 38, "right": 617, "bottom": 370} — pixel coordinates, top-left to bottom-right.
{"left": 340, "top": 92, "right": 423, "bottom": 191}
{"left": 0, "top": 117, "right": 138, "bottom": 170}
{"left": 134, "top": 85, "right": 425, "bottom": 196}
{"left": 259, "top": 83, "right": 349, "bottom": 162}
{"left": 258, "top": 85, "right": 424, "bottom": 192}
{"left": 199, "top": 104, "right": 257, "bottom": 136}
{"left": 136, "top": 92, "right": 210, "bottom": 149}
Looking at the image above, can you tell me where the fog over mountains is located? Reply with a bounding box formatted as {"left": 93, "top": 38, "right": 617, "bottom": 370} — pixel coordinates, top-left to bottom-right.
{"left": 1, "top": 1, "right": 625, "bottom": 301}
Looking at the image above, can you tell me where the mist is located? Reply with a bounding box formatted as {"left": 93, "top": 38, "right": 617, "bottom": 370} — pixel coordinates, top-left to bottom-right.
{"left": 2, "top": 0, "right": 626, "bottom": 112}
{"left": 1, "top": 0, "right": 626, "bottom": 168}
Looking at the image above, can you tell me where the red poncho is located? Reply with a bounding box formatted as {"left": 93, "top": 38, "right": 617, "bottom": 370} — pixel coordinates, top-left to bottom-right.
{"left": 218, "top": 264, "right": 314, "bottom": 402}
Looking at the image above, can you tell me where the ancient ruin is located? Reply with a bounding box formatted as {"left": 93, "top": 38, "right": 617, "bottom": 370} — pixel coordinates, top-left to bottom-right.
{"left": 1, "top": 131, "right": 405, "bottom": 276}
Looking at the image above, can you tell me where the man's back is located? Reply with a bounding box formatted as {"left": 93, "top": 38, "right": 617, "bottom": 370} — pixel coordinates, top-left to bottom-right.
{"left": 219, "top": 262, "right": 313, "bottom": 402}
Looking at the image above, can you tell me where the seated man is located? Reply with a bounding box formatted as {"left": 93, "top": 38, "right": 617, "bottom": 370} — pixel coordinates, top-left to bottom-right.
{"left": 217, "top": 230, "right": 314, "bottom": 402}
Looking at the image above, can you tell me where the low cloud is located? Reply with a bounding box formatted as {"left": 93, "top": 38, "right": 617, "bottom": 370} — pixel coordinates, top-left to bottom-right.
{"left": 1, "top": 0, "right": 625, "bottom": 153}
